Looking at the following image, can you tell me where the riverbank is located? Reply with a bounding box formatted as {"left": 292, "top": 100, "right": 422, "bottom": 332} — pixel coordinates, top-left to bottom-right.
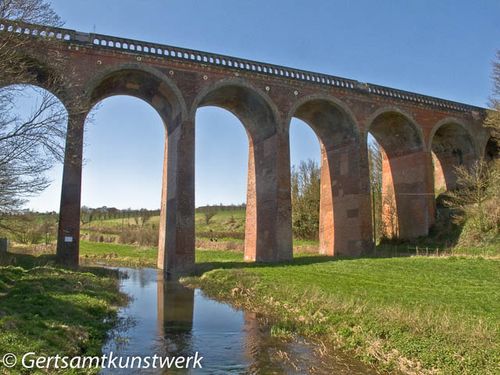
{"left": 183, "top": 256, "right": 500, "bottom": 375}
{"left": 79, "top": 241, "right": 243, "bottom": 268}
{"left": 0, "top": 251, "right": 127, "bottom": 374}
{"left": 5, "top": 242, "right": 499, "bottom": 374}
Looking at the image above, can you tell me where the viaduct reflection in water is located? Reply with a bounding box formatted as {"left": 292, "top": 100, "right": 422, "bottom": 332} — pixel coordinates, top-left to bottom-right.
{"left": 102, "top": 268, "right": 375, "bottom": 374}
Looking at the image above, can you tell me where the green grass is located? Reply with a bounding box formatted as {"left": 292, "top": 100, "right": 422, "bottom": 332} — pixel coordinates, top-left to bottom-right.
{"left": 0, "top": 252, "right": 127, "bottom": 374}
{"left": 83, "top": 209, "right": 246, "bottom": 232}
{"left": 80, "top": 241, "right": 158, "bottom": 267}
{"left": 292, "top": 238, "right": 319, "bottom": 246}
{"left": 183, "top": 255, "right": 500, "bottom": 374}
{"left": 451, "top": 244, "right": 500, "bottom": 257}
{"left": 79, "top": 241, "right": 243, "bottom": 268}
{"left": 195, "top": 209, "right": 246, "bottom": 234}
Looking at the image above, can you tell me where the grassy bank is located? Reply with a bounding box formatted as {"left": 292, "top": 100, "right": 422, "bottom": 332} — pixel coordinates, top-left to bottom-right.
{"left": 0, "top": 252, "right": 127, "bottom": 374}
{"left": 79, "top": 241, "right": 243, "bottom": 268}
{"left": 80, "top": 241, "right": 158, "bottom": 267}
{"left": 10, "top": 241, "right": 499, "bottom": 374}
{"left": 183, "top": 256, "right": 500, "bottom": 375}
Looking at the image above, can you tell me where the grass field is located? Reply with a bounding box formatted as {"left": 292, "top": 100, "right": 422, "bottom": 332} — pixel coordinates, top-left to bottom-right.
{"left": 79, "top": 240, "right": 244, "bottom": 267}
{"left": 183, "top": 255, "right": 499, "bottom": 374}
{"left": 76, "top": 241, "right": 500, "bottom": 374}
{"left": 81, "top": 208, "right": 321, "bottom": 252}
{"left": 82, "top": 209, "right": 246, "bottom": 234}
{"left": 0, "top": 252, "right": 126, "bottom": 375}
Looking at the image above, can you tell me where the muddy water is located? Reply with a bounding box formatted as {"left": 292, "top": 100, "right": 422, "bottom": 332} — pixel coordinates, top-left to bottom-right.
{"left": 101, "top": 268, "right": 377, "bottom": 374}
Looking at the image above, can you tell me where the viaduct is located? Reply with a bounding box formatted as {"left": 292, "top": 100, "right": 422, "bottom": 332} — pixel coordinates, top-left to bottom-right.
{"left": 0, "top": 20, "right": 493, "bottom": 275}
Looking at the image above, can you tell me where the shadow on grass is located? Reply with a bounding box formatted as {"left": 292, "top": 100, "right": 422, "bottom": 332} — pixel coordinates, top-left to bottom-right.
{"left": 0, "top": 251, "right": 122, "bottom": 279}
{"left": 193, "top": 254, "right": 339, "bottom": 275}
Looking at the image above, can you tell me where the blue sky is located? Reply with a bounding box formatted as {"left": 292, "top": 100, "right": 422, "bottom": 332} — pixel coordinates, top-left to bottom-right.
{"left": 25, "top": 0, "right": 500, "bottom": 211}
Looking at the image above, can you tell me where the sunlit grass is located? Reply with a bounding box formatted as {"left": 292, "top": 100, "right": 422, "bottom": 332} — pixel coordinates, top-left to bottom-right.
{"left": 184, "top": 256, "right": 500, "bottom": 374}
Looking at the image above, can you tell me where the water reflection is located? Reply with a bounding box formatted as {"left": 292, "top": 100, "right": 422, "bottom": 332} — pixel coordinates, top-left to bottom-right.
{"left": 101, "top": 268, "right": 376, "bottom": 374}
{"left": 157, "top": 273, "right": 194, "bottom": 341}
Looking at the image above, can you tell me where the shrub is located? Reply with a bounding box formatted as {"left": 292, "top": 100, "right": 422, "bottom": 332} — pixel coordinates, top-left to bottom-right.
{"left": 118, "top": 227, "right": 158, "bottom": 246}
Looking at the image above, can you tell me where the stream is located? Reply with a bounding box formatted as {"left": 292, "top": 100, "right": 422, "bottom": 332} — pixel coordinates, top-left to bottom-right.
{"left": 100, "top": 267, "right": 377, "bottom": 374}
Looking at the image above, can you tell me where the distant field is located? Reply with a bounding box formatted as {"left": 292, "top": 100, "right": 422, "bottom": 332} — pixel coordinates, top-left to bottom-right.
{"left": 82, "top": 209, "right": 246, "bottom": 236}
{"left": 81, "top": 209, "right": 320, "bottom": 251}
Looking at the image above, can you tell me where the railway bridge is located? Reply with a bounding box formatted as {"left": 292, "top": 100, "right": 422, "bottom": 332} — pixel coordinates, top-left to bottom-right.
{"left": 0, "top": 20, "right": 492, "bottom": 275}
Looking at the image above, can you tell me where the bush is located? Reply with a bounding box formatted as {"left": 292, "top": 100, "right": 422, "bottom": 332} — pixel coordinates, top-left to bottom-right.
{"left": 0, "top": 213, "right": 57, "bottom": 245}
{"left": 291, "top": 160, "right": 320, "bottom": 240}
{"left": 118, "top": 227, "right": 158, "bottom": 246}
{"left": 445, "top": 159, "right": 500, "bottom": 247}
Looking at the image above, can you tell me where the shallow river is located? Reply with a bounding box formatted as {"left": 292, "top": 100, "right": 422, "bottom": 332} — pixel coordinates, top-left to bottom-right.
{"left": 101, "top": 267, "right": 377, "bottom": 374}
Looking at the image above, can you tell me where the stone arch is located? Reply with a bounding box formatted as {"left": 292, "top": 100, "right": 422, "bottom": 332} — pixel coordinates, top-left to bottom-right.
{"left": 285, "top": 94, "right": 360, "bottom": 135}
{"left": 190, "top": 78, "right": 281, "bottom": 139}
{"left": 0, "top": 55, "right": 71, "bottom": 109}
{"left": 82, "top": 65, "right": 191, "bottom": 273}
{"left": 367, "top": 108, "right": 428, "bottom": 239}
{"left": 85, "top": 64, "right": 187, "bottom": 130}
{"left": 429, "top": 118, "right": 476, "bottom": 191}
{"left": 287, "top": 95, "right": 371, "bottom": 256}
{"left": 191, "top": 79, "right": 286, "bottom": 262}
{"left": 366, "top": 107, "right": 425, "bottom": 155}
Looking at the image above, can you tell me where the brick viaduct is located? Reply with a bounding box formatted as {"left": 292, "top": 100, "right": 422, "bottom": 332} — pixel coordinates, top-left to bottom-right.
{"left": 0, "top": 20, "right": 493, "bottom": 276}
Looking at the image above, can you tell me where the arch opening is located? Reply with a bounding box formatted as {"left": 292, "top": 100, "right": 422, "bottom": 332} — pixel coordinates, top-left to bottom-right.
{"left": 195, "top": 84, "right": 277, "bottom": 141}
{"left": 81, "top": 95, "right": 165, "bottom": 247}
{"left": 78, "top": 67, "right": 195, "bottom": 273}
{"left": 0, "top": 84, "right": 68, "bottom": 246}
{"left": 289, "top": 98, "right": 367, "bottom": 256}
{"left": 194, "top": 107, "right": 248, "bottom": 255}
{"left": 430, "top": 122, "right": 475, "bottom": 192}
{"left": 367, "top": 111, "right": 427, "bottom": 240}
{"left": 485, "top": 136, "right": 499, "bottom": 162}
{"left": 289, "top": 118, "right": 321, "bottom": 254}
{"left": 193, "top": 82, "right": 282, "bottom": 262}
{"left": 88, "top": 68, "right": 184, "bottom": 130}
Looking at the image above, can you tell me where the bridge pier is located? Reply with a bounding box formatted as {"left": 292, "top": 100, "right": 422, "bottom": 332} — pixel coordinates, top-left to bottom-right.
{"left": 158, "top": 119, "right": 195, "bottom": 276}
{"left": 381, "top": 150, "right": 431, "bottom": 238}
{"left": 244, "top": 131, "right": 293, "bottom": 262}
{"left": 319, "top": 142, "right": 374, "bottom": 256}
{"left": 56, "top": 112, "right": 86, "bottom": 267}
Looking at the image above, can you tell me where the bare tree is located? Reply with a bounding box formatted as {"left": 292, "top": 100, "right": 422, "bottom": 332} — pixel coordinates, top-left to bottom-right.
{"left": 0, "top": 0, "right": 61, "bottom": 25}
{"left": 485, "top": 51, "right": 500, "bottom": 159}
{"left": 0, "top": 0, "right": 67, "bottom": 215}
{"left": 203, "top": 207, "right": 217, "bottom": 225}
{"left": 0, "top": 0, "right": 63, "bottom": 85}
{"left": 80, "top": 206, "right": 94, "bottom": 226}
{"left": 0, "top": 88, "right": 66, "bottom": 212}
{"left": 138, "top": 209, "right": 152, "bottom": 228}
